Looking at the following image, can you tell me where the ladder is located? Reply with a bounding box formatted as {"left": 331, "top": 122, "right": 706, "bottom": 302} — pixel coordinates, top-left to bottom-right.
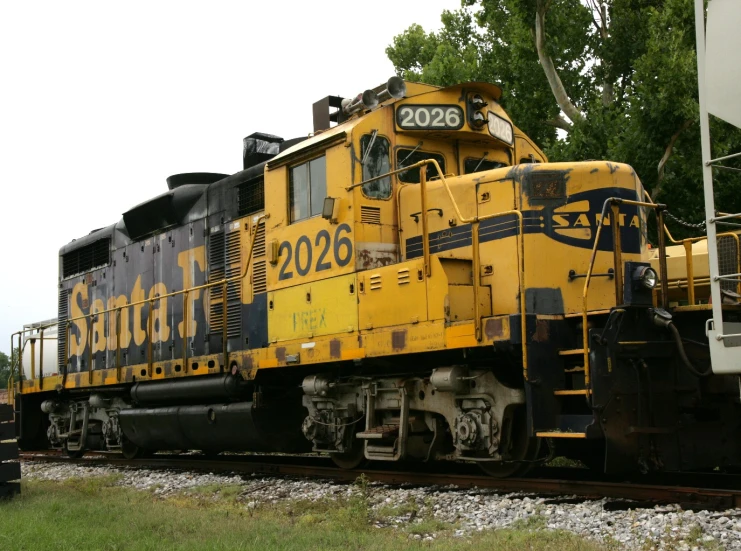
{"left": 694, "top": 0, "right": 741, "bottom": 375}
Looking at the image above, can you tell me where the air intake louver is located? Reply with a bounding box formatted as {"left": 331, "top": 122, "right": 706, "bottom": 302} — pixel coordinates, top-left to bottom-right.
{"left": 62, "top": 239, "right": 110, "bottom": 278}
{"left": 253, "top": 261, "right": 267, "bottom": 294}
{"left": 58, "top": 289, "right": 69, "bottom": 371}
{"left": 361, "top": 206, "right": 381, "bottom": 224}
{"left": 237, "top": 178, "right": 265, "bottom": 217}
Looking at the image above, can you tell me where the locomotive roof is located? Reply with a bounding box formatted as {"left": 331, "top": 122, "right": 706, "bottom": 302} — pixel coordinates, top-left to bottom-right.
{"left": 60, "top": 80, "right": 508, "bottom": 256}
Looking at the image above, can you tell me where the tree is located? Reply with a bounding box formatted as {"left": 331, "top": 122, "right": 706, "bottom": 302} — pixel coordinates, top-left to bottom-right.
{"left": 386, "top": 0, "right": 741, "bottom": 238}
{"left": 0, "top": 351, "right": 11, "bottom": 389}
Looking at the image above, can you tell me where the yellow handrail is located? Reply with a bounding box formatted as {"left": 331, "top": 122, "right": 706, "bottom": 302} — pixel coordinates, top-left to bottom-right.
{"left": 581, "top": 198, "right": 668, "bottom": 393}
{"left": 644, "top": 189, "right": 741, "bottom": 304}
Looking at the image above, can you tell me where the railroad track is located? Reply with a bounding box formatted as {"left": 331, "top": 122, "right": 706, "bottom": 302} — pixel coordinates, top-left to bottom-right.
{"left": 19, "top": 451, "right": 741, "bottom": 511}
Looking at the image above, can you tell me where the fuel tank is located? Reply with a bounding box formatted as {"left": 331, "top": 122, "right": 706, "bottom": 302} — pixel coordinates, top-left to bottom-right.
{"left": 118, "top": 401, "right": 309, "bottom": 453}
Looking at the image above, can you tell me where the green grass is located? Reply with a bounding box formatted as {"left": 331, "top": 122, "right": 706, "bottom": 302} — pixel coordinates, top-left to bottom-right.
{"left": 0, "top": 477, "right": 613, "bottom": 551}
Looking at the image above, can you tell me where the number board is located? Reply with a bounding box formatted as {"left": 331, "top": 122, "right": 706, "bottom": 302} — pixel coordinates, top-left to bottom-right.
{"left": 396, "top": 105, "right": 464, "bottom": 131}
{"left": 487, "top": 112, "right": 514, "bottom": 145}
{"left": 277, "top": 223, "right": 353, "bottom": 281}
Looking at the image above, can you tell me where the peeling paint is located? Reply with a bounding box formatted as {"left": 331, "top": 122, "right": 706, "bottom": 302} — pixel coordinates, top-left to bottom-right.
{"left": 355, "top": 242, "right": 399, "bottom": 271}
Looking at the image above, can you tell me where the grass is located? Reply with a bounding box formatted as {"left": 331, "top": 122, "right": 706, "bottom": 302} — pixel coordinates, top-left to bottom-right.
{"left": 0, "top": 477, "right": 615, "bottom": 551}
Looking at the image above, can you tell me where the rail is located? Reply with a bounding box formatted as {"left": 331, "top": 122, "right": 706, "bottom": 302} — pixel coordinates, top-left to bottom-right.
{"left": 11, "top": 216, "right": 267, "bottom": 393}
{"left": 19, "top": 451, "right": 741, "bottom": 510}
{"left": 581, "top": 198, "right": 668, "bottom": 392}
{"left": 351, "top": 160, "right": 528, "bottom": 378}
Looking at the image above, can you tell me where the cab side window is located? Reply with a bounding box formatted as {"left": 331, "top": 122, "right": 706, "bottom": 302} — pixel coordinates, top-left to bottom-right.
{"left": 396, "top": 149, "right": 446, "bottom": 184}
{"left": 360, "top": 133, "right": 391, "bottom": 199}
{"left": 290, "top": 156, "right": 326, "bottom": 223}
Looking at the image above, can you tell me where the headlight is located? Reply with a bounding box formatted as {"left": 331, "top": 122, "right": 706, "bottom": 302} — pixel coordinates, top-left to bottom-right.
{"left": 633, "top": 266, "right": 658, "bottom": 289}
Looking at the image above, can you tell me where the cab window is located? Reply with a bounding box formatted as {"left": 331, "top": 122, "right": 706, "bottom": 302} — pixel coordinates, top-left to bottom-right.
{"left": 396, "top": 149, "right": 446, "bottom": 184}
{"left": 360, "top": 133, "right": 391, "bottom": 199}
{"left": 290, "top": 156, "right": 326, "bottom": 223}
{"left": 464, "top": 158, "right": 507, "bottom": 174}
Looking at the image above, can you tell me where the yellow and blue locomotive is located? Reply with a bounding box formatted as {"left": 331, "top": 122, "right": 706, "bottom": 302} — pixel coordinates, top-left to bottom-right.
{"left": 10, "top": 78, "right": 741, "bottom": 474}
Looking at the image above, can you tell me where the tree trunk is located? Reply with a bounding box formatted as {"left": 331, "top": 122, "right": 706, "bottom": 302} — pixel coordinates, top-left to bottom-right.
{"left": 535, "top": 1, "right": 585, "bottom": 123}
{"left": 654, "top": 120, "right": 694, "bottom": 198}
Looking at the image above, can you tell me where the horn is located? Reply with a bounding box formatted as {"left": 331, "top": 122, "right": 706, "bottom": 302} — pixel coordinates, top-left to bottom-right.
{"left": 342, "top": 89, "right": 379, "bottom": 116}
{"left": 376, "top": 76, "right": 407, "bottom": 103}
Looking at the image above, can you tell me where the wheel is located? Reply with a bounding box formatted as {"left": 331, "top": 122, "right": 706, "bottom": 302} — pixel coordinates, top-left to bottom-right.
{"left": 121, "top": 437, "right": 146, "bottom": 460}
{"left": 330, "top": 444, "right": 367, "bottom": 470}
{"left": 64, "top": 442, "right": 86, "bottom": 459}
{"left": 479, "top": 406, "right": 540, "bottom": 478}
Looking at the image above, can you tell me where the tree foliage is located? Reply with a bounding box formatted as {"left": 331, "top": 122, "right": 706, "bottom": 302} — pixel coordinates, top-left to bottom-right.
{"left": 0, "top": 351, "right": 11, "bottom": 389}
{"left": 386, "top": 0, "right": 741, "bottom": 238}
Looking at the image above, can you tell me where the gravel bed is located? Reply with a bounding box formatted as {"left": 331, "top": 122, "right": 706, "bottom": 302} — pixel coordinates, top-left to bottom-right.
{"left": 22, "top": 460, "right": 741, "bottom": 549}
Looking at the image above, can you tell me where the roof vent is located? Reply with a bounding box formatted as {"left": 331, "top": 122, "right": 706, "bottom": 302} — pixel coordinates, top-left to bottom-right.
{"left": 243, "top": 133, "right": 283, "bottom": 169}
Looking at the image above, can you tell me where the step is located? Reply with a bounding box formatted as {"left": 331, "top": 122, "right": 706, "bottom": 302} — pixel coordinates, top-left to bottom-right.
{"left": 564, "top": 366, "right": 585, "bottom": 373}
{"left": 357, "top": 424, "right": 399, "bottom": 440}
{"left": 553, "top": 389, "right": 588, "bottom": 396}
{"left": 558, "top": 349, "right": 585, "bottom": 356}
{"left": 535, "top": 431, "right": 587, "bottom": 439}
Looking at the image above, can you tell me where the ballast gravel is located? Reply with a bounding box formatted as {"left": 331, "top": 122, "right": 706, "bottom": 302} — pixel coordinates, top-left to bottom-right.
{"left": 22, "top": 460, "right": 741, "bottom": 550}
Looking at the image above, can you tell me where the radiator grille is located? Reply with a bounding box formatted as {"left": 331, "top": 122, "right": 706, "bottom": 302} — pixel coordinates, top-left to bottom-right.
{"left": 361, "top": 206, "right": 381, "bottom": 224}
{"left": 62, "top": 238, "right": 110, "bottom": 278}
{"left": 58, "top": 289, "right": 69, "bottom": 370}
{"left": 237, "top": 178, "right": 265, "bottom": 217}
{"left": 718, "top": 235, "right": 740, "bottom": 293}
{"left": 253, "top": 261, "right": 267, "bottom": 294}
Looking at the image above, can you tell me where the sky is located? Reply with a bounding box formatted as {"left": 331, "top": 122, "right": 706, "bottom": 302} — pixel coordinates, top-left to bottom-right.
{"left": 0, "top": 1, "right": 464, "bottom": 355}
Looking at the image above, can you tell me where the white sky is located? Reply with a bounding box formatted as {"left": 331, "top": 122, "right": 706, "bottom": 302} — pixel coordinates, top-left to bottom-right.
{"left": 0, "top": 1, "right": 462, "bottom": 355}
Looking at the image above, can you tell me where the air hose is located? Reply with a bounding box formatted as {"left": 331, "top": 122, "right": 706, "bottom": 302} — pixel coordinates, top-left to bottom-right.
{"left": 667, "top": 323, "right": 712, "bottom": 377}
{"left": 650, "top": 308, "right": 712, "bottom": 377}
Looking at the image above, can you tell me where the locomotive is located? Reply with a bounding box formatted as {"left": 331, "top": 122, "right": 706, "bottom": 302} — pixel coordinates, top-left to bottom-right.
{"left": 10, "top": 77, "right": 741, "bottom": 475}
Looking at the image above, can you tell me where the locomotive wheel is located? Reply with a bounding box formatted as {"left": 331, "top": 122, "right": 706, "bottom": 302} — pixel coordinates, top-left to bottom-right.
{"left": 121, "top": 437, "right": 146, "bottom": 460}
{"left": 330, "top": 444, "right": 367, "bottom": 470}
{"left": 479, "top": 406, "right": 540, "bottom": 478}
{"left": 65, "top": 443, "right": 86, "bottom": 459}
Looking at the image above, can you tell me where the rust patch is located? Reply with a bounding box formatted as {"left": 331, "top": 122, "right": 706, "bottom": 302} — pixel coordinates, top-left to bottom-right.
{"left": 392, "top": 330, "right": 407, "bottom": 351}
{"left": 532, "top": 319, "right": 550, "bottom": 343}
{"left": 275, "top": 347, "right": 286, "bottom": 362}
{"left": 484, "top": 318, "right": 505, "bottom": 339}
{"left": 330, "top": 339, "right": 341, "bottom": 359}
{"left": 243, "top": 356, "right": 253, "bottom": 371}
{"left": 356, "top": 247, "right": 397, "bottom": 270}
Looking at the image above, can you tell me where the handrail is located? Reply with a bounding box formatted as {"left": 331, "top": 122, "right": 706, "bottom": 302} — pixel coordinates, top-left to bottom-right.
{"left": 645, "top": 189, "right": 741, "bottom": 303}
{"left": 25, "top": 215, "right": 268, "bottom": 390}
{"left": 352, "top": 160, "right": 528, "bottom": 379}
{"left": 582, "top": 198, "right": 668, "bottom": 394}
{"left": 9, "top": 320, "right": 60, "bottom": 394}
